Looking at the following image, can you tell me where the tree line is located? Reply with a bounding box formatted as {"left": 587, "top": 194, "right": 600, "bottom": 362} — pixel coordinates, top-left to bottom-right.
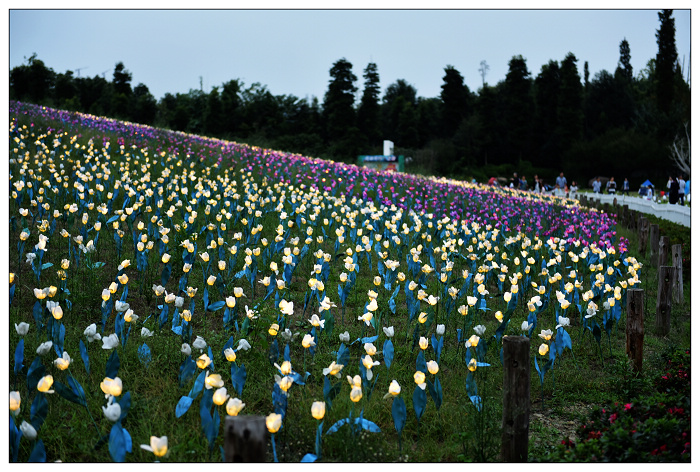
{"left": 10, "top": 10, "right": 689, "bottom": 189}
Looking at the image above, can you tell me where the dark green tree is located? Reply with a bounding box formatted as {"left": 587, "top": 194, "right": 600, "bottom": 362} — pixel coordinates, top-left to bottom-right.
{"left": 533, "top": 60, "right": 561, "bottom": 166}
{"left": 615, "top": 38, "right": 634, "bottom": 82}
{"left": 357, "top": 62, "right": 382, "bottom": 148}
{"left": 503, "top": 55, "right": 534, "bottom": 165}
{"left": 439, "top": 65, "right": 470, "bottom": 138}
{"left": 220, "top": 79, "right": 242, "bottom": 137}
{"left": 111, "top": 62, "right": 133, "bottom": 118}
{"left": 322, "top": 58, "right": 358, "bottom": 146}
{"left": 381, "top": 79, "right": 418, "bottom": 146}
{"left": 203, "top": 86, "right": 223, "bottom": 136}
{"left": 655, "top": 9, "right": 678, "bottom": 114}
{"left": 130, "top": 83, "right": 157, "bottom": 125}
{"left": 557, "top": 52, "right": 584, "bottom": 160}
{"left": 9, "top": 53, "right": 54, "bottom": 104}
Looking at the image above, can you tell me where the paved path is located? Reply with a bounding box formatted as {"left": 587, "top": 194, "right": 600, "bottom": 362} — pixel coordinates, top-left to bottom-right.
{"left": 579, "top": 192, "right": 690, "bottom": 227}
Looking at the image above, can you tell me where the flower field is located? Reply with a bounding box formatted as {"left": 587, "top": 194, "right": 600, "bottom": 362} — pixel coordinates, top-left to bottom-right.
{"left": 9, "top": 101, "right": 647, "bottom": 462}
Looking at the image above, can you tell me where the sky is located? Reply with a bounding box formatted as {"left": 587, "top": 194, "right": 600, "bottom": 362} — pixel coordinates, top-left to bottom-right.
{"left": 6, "top": 5, "right": 693, "bottom": 104}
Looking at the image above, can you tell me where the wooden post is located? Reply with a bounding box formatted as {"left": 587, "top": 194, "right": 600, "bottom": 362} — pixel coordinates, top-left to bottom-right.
{"left": 621, "top": 204, "right": 629, "bottom": 227}
{"left": 224, "top": 415, "right": 268, "bottom": 462}
{"left": 501, "top": 336, "right": 530, "bottom": 462}
{"left": 625, "top": 289, "right": 644, "bottom": 373}
{"left": 671, "top": 244, "right": 684, "bottom": 304}
{"left": 649, "top": 224, "right": 659, "bottom": 267}
{"left": 656, "top": 266, "right": 673, "bottom": 336}
{"left": 658, "top": 236, "right": 669, "bottom": 267}
{"left": 638, "top": 217, "right": 649, "bottom": 254}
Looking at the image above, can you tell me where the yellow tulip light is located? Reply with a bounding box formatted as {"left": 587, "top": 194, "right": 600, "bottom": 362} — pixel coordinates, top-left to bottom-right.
{"left": 427, "top": 360, "right": 439, "bottom": 375}
{"left": 383, "top": 380, "right": 401, "bottom": 399}
{"left": 413, "top": 371, "right": 427, "bottom": 390}
{"left": 266, "top": 413, "right": 282, "bottom": 433}
{"left": 539, "top": 343, "right": 549, "bottom": 356}
{"left": 212, "top": 387, "right": 229, "bottom": 406}
{"left": 197, "top": 354, "right": 212, "bottom": 369}
{"left": 140, "top": 436, "right": 168, "bottom": 458}
{"left": 37, "top": 375, "right": 54, "bottom": 393}
{"left": 10, "top": 391, "right": 20, "bottom": 416}
{"left": 100, "top": 377, "right": 123, "bottom": 397}
{"left": 311, "top": 401, "right": 326, "bottom": 420}
{"left": 226, "top": 397, "right": 245, "bottom": 416}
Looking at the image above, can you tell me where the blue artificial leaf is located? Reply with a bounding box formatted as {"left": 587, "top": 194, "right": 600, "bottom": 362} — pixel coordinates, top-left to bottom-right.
{"left": 175, "top": 396, "right": 194, "bottom": 418}
{"left": 323, "top": 376, "right": 341, "bottom": 407}
{"left": 268, "top": 338, "right": 279, "bottom": 366}
{"left": 26, "top": 357, "right": 45, "bottom": 391}
{"left": 207, "top": 300, "right": 225, "bottom": 312}
{"left": 30, "top": 392, "right": 48, "bottom": 431}
{"left": 108, "top": 423, "right": 127, "bottom": 462}
{"left": 10, "top": 416, "right": 20, "bottom": 463}
{"left": 119, "top": 392, "right": 132, "bottom": 420}
{"left": 360, "top": 335, "right": 378, "bottom": 344}
{"left": 41, "top": 262, "right": 53, "bottom": 270}
{"left": 383, "top": 339, "right": 394, "bottom": 370}
{"left": 325, "top": 418, "right": 349, "bottom": 435}
{"left": 138, "top": 343, "right": 151, "bottom": 367}
{"left": 470, "top": 395, "right": 483, "bottom": 412}
{"left": 189, "top": 370, "right": 207, "bottom": 399}
{"left": 392, "top": 396, "right": 407, "bottom": 434}
{"left": 231, "top": 363, "right": 247, "bottom": 397}
{"left": 67, "top": 375, "right": 87, "bottom": 405}
{"left": 415, "top": 350, "right": 427, "bottom": 373}
{"left": 122, "top": 428, "right": 133, "bottom": 453}
{"left": 336, "top": 343, "right": 349, "bottom": 367}
{"left": 79, "top": 339, "right": 90, "bottom": 374}
{"left": 356, "top": 417, "right": 382, "bottom": 433}
{"left": 14, "top": 339, "right": 24, "bottom": 375}
{"left": 301, "top": 453, "right": 318, "bottom": 462}
{"left": 179, "top": 357, "right": 196, "bottom": 387}
{"left": 105, "top": 349, "right": 120, "bottom": 379}
{"left": 28, "top": 439, "right": 46, "bottom": 463}
{"left": 413, "top": 385, "right": 427, "bottom": 421}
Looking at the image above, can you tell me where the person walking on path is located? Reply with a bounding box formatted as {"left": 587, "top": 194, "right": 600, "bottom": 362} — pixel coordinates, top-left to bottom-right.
{"left": 622, "top": 178, "right": 630, "bottom": 196}
{"left": 606, "top": 177, "right": 617, "bottom": 194}
{"left": 555, "top": 172, "right": 567, "bottom": 190}
{"left": 668, "top": 176, "right": 680, "bottom": 204}
{"left": 592, "top": 177, "right": 602, "bottom": 194}
{"left": 678, "top": 175, "right": 686, "bottom": 205}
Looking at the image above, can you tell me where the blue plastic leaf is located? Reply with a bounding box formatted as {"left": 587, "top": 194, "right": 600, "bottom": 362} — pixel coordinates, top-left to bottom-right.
{"left": 301, "top": 453, "right": 318, "bottom": 462}
{"left": 137, "top": 343, "right": 151, "bottom": 367}
{"left": 413, "top": 386, "right": 427, "bottom": 421}
{"left": 415, "top": 350, "right": 427, "bottom": 373}
{"left": 105, "top": 349, "right": 120, "bottom": 379}
{"left": 14, "top": 339, "right": 24, "bottom": 375}
{"left": 28, "top": 439, "right": 46, "bottom": 463}
{"left": 207, "top": 300, "right": 225, "bottom": 312}
{"left": 26, "top": 357, "right": 45, "bottom": 391}
{"left": 79, "top": 339, "right": 90, "bottom": 374}
{"left": 336, "top": 343, "right": 349, "bottom": 367}
{"left": 175, "top": 396, "right": 194, "bottom": 418}
{"left": 325, "top": 418, "right": 349, "bottom": 435}
{"left": 383, "top": 339, "right": 394, "bottom": 370}
{"left": 356, "top": 417, "right": 381, "bottom": 433}
{"left": 118, "top": 392, "right": 132, "bottom": 421}
{"left": 108, "top": 423, "right": 127, "bottom": 462}
{"left": 178, "top": 357, "right": 196, "bottom": 387}
{"left": 392, "top": 396, "right": 407, "bottom": 434}
{"left": 54, "top": 381, "right": 86, "bottom": 407}
{"left": 67, "top": 375, "right": 86, "bottom": 405}
{"left": 189, "top": 370, "right": 207, "bottom": 399}
{"left": 30, "top": 392, "right": 48, "bottom": 430}
{"left": 231, "top": 363, "right": 247, "bottom": 397}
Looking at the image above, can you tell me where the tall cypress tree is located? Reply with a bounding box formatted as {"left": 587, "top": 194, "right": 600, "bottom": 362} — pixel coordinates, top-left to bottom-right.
{"left": 322, "top": 58, "right": 358, "bottom": 144}
{"left": 503, "top": 55, "right": 534, "bottom": 165}
{"left": 439, "top": 65, "right": 470, "bottom": 138}
{"left": 655, "top": 9, "right": 678, "bottom": 114}
{"left": 557, "top": 52, "right": 584, "bottom": 161}
{"left": 357, "top": 62, "right": 381, "bottom": 147}
{"left": 615, "top": 38, "right": 634, "bottom": 82}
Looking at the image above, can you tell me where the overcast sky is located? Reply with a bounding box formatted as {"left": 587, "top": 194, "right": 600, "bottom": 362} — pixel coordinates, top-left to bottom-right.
{"left": 7, "top": 6, "right": 692, "bottom": 103}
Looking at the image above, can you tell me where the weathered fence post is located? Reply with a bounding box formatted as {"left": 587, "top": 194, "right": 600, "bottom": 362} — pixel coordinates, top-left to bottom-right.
{"left": 625, "top": 289, "right": 644, "bottom": 373}
{"left": 671, "top": 244, "right": 684, "bottom": 304}
{"left": 656, "top": 266, "right": 674, "bottom": 336}
{"left": 224, "top": 415, "right": 268, "bottom": 462}
{"left": 658, "top": 236, "right": 669, "bottom": 267}
{"left": 622, "top": 204, "right": 629, "bottom": 227}
{"left": 638, "top": 217, "right": 649, "bottom": 254}
{"left": 649, "top": 224, "right": 660, "bottom": 267}
{"left": 501, "top": 336, "right": 530, "bottom": 462}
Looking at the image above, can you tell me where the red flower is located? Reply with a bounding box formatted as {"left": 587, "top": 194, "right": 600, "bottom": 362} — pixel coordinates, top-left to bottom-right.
{"left": 624, "top": 403, "right": 632, "bottom": 411}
